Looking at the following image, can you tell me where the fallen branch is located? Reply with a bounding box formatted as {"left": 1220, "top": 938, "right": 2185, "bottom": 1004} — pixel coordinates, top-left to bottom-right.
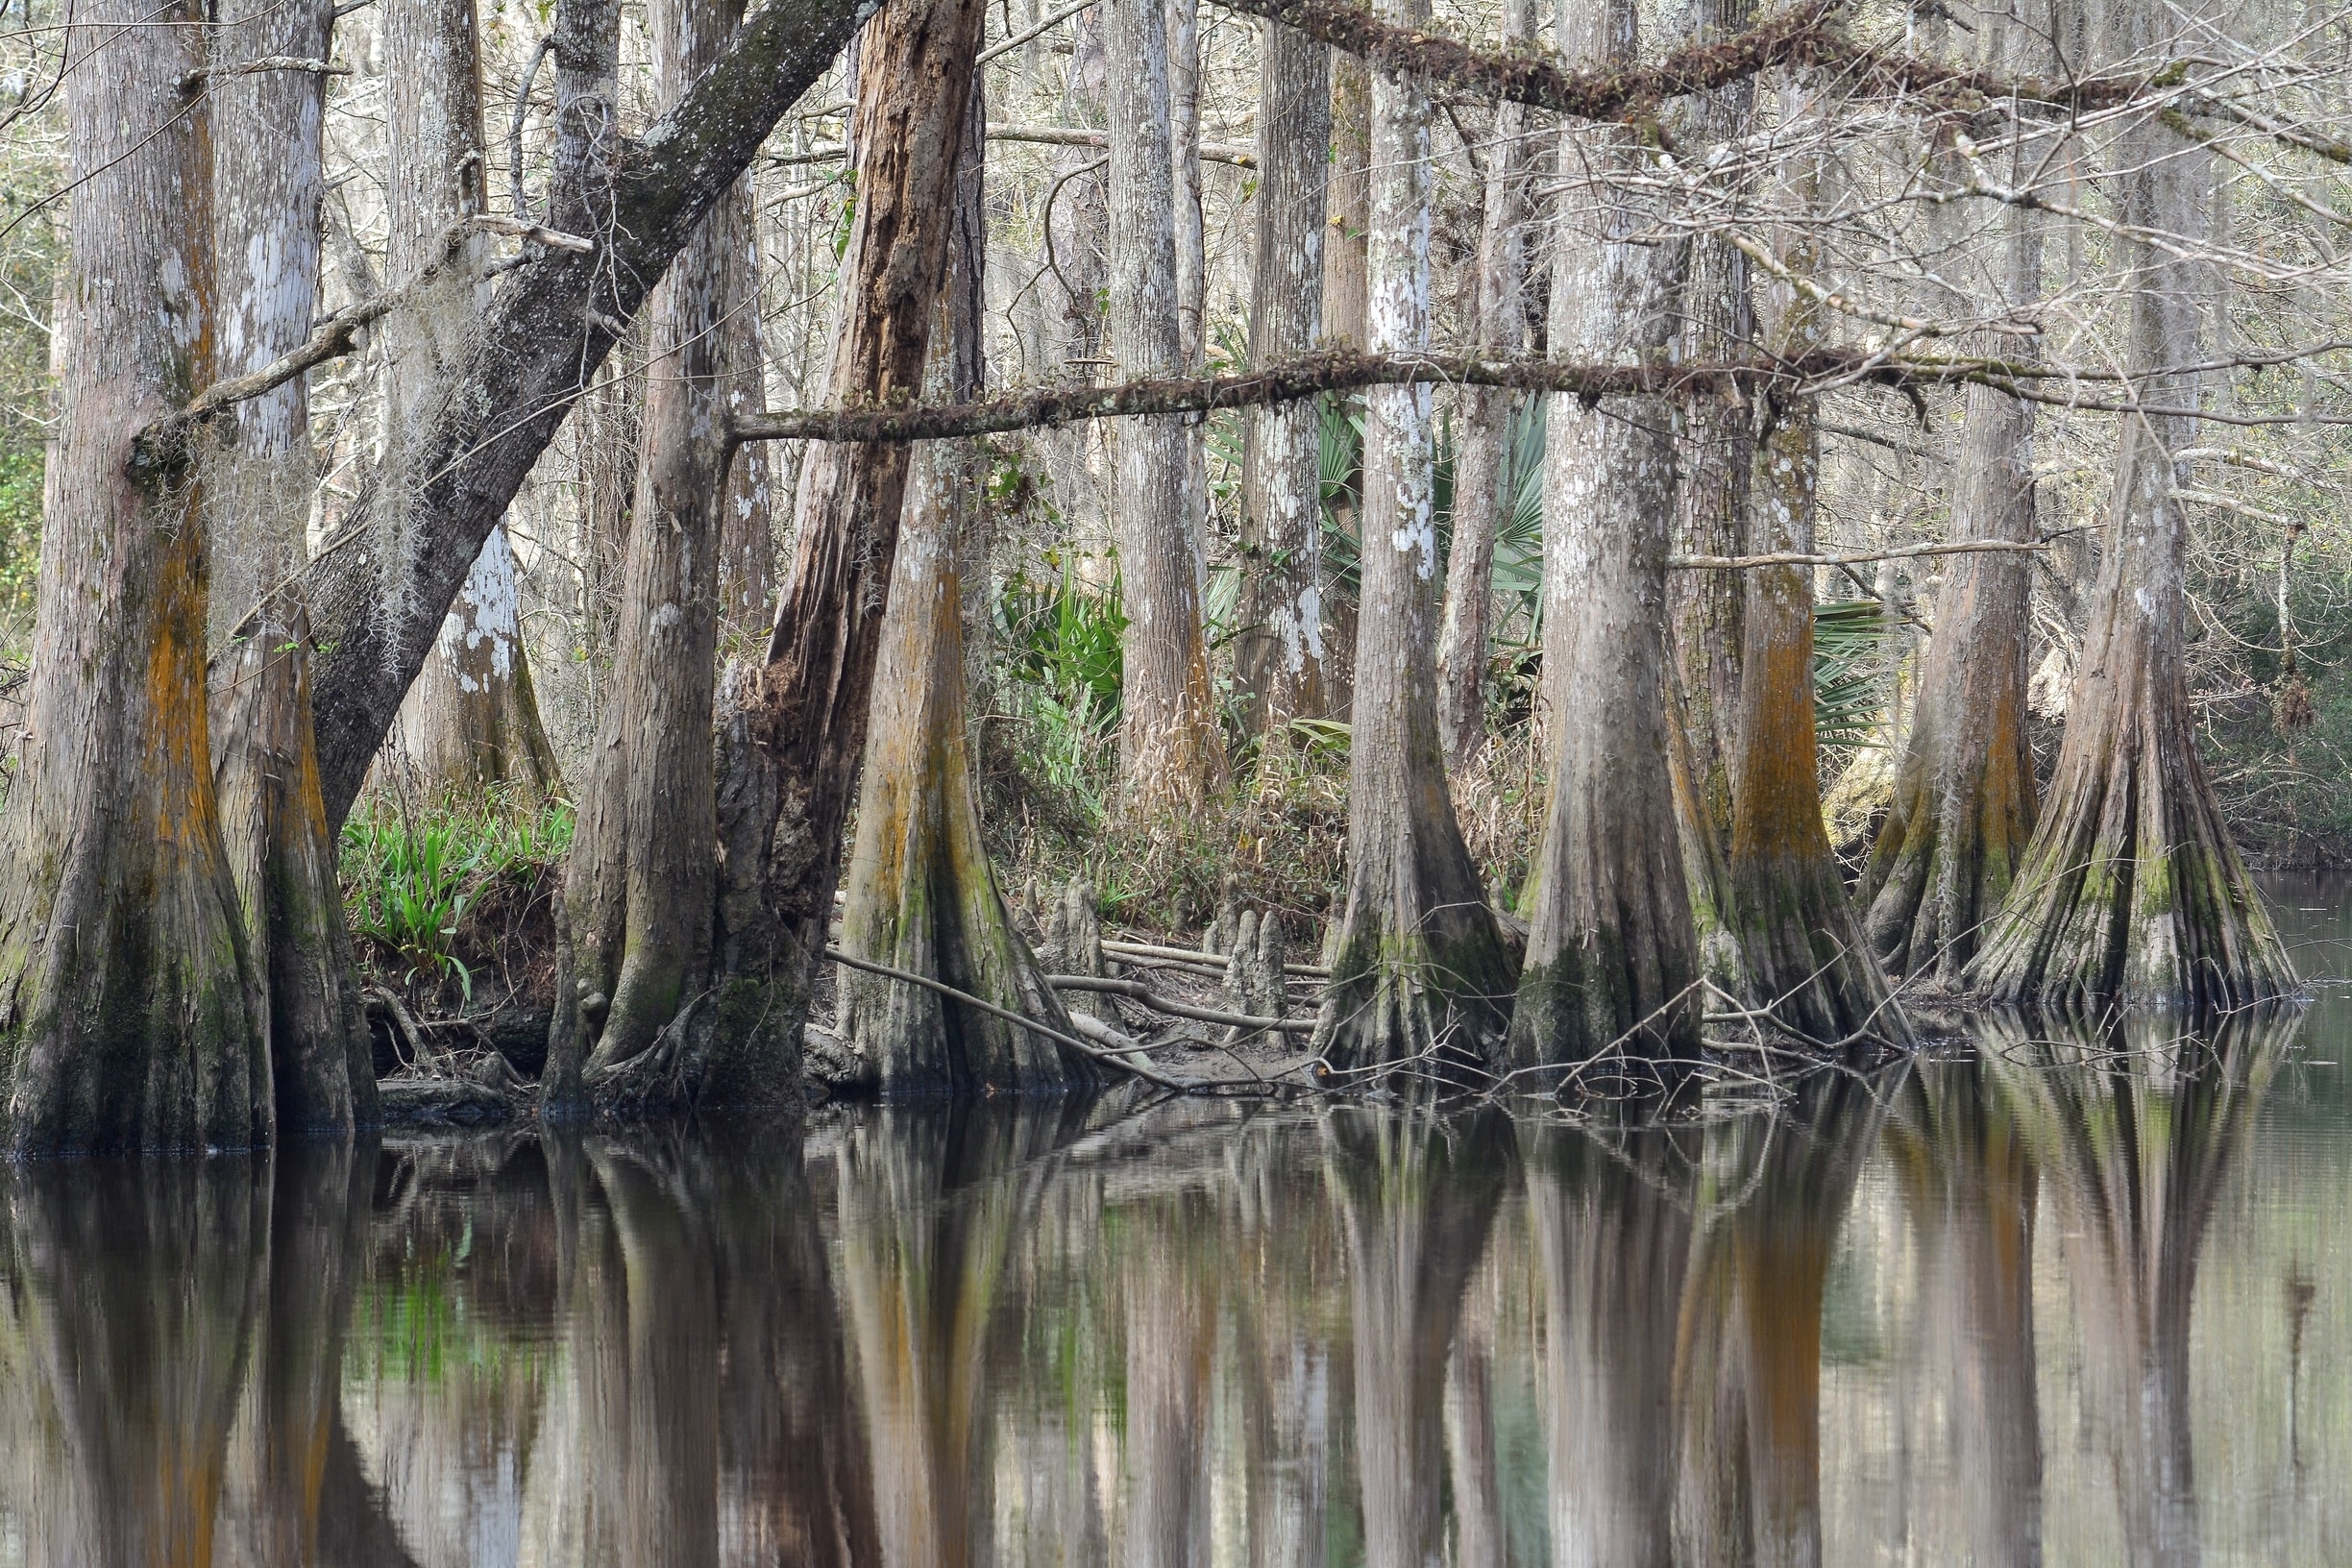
{"left": 1104, "top": 937, "right": 1331, "bottom": 979}
{"left": 182, "top": 56, "right": 349, "bottom": 92}
{"left": 823, "top": 945, "right": 1213, "bottom": 1093}
{"left": 1046, "top": 974, "right": 1317, "bottom": 1035}
{"left": 364, "top": 985, "right": 448, "bottom": 1073}
{"left": 987, "top": 123, "right": 1256, "bottom": 167}
{"left": 1670, "top": 540, "right": 2046, "bottom": 570}
{"left": 976, "top": 0, "right": 1092, "bottom": 64}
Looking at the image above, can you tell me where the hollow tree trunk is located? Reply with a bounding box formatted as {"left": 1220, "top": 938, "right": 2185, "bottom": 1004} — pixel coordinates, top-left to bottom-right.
{"left": 203, "top": 0, "right": 377, "bottom": 1135}
{"left": 1107, "top": 0, "right": 1223, "bottom": 816}
{"left": 1665, "top": 0, "right": 1755, "bottom": 992}
{"left": 0, "top": 0, "right": 270, "bottom": 1156}
{"left": 278, "top": 0, "right": 869, "bottom": 830}
{"left": 381, "top": 0, "right": 560, "bottom": 799}
{"left": 1433, "top": 0, "right": 1532, "bottom": 771}
{"left": 1233, "top": 21, "right": 1330, "bottom": 738}
{"left": 542, "top": 0, "right": 744, "bottom": 1104}
{"left": 1970, "top": 39, "right": 2294, "bottom": 1009}
{"left": 1722, "top": 126, "right": 1900, "bottom": 1043}
{"left": 1507, "top": 0, "right": 1699, "bottom": 1073}
{"left": 1311, "top": 0, "right": 1517, "bottom": 1078}
{"left": 696, "top": 0, "right": 989, "bottom": 1106}
{"left": 840, "top": 91, "right": 1100, "bottom": 1093}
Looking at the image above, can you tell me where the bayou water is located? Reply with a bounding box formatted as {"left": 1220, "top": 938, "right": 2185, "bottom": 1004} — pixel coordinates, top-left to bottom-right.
{"left": 3, "top": 886, "right": 2350, "bottom": 1565}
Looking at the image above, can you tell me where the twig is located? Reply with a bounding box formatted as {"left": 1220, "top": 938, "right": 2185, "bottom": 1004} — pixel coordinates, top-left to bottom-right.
{"left": 977, "top": 0, "right": 1093, "bottom": 65}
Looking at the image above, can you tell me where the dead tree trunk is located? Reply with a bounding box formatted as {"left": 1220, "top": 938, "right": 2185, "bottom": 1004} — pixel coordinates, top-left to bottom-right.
{"left": 694, "top": 0, "right": 990, "bottom": 1107}
{"left": 840, "top": 92, "right": 1100, "bottom": 1093}
{"left": 1722, "top": 120, "right": 1899, "bottom": 1043}
{"left": 1107, "top": 0, "right": 1224, "bottom": 816}
{"left": 382, "top": 0, "right": 560, "bottom": 799}
{"left": 542, "top": 0, "right": 744, "bottom": 1101}
{"left": 0, "top": 0, "right": 269, "bottom": 1156}
{"left": 1433, "top": 0, "right": 1533, "bottom": 771}
{"left": 204, "top": 0, "right": 377, "bottom": 1134}
{"left": 1509, "top": 0, "right": 1699, "bottom": 1074}
{"left": 1971, "top": 40, "right": 2295, "bottom": 1009}
{"left": 1233, "top": 22, "right": 1330, "bottom": 739}
{"left": 1311, "top": 0, "right": 1518, "bottom": 1078}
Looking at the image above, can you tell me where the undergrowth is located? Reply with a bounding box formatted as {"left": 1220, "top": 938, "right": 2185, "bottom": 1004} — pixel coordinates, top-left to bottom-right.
{"left": 340, "top": 788, "right": 575, "bottom": 1002}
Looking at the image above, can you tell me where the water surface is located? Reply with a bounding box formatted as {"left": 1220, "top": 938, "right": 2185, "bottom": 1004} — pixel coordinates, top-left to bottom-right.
{"left": 5, "top": 893, "right": 2352, "bottom": 1565}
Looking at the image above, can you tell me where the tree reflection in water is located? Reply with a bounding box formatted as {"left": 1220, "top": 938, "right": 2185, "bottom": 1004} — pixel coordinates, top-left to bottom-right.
{"left": 0, "top": 1014, "right": 2314, "bottom": 1565}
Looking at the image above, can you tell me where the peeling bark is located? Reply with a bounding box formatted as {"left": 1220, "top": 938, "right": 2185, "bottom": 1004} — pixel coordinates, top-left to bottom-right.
{"left": 841, "top": 103, "right": 1101, "bottom": 1094}
{"left": 1311, "top": 0, "right": 1517, "bottom": 1078}
{"left": 0, "top": 0, "right": 269, "bottom": 1156}
{"left": 696, "top": 0, "right": 990, "bottom": 1107}
{"left": 1508, "top": 0, "right": 1699, "bottom": 1073}
{"left": 543, "top": 0, "right": 743, "bottom": 1105}
{"left": 1108, "top": 0, "right": 1224, "bottom": 816}
{"left": 1234, "top": 20, "right": 1330, "bottom": 737}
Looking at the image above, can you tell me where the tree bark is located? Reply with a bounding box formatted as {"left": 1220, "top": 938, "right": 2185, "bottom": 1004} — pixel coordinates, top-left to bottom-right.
{"left": 1970, "top": 35, "right": 2295, "bottom": 1009}
{"left": 840, "top": 92, "right": 1101, "bottom": 1093}
{"left": 719, "top": 178, "right": 777, "bottom": 627}
{"left": 542, "top": 0, "right": 744, "bottom": 1104}
{"left": 274, "top": 0, "right": 874, "bottom": 830}
{"left": 1311, "top": 0, "right": 1517, "bottom": 1078}
{"left": 694, "top": 0, "right": 990, "bottom": 1107}
{"left": 204, "top": 0, "right": 377, "bottom": 1135}
{"left": 0, "top": 0, "right": 270, "bottom": 1156}
{"left": 1233, "top": 22, "right": 1330, "bottom": 739}
{"left": 1722, "top": 117, "right": 1900, "bottom": 1043}
{"left": 1507, "top": 0, "right": 1699, "bottom": 1073}
{"left": 1324, "top": 53, "right": 1371, "bottom": 351}
{"left": 1107, "top": 0, "right": 1224, "bottom": 816}
{"left": 1433, "top": 0, "right": 1533, "bottom": 771}
{"left": 381, "top": 0, "right": 560, "bottom": 799}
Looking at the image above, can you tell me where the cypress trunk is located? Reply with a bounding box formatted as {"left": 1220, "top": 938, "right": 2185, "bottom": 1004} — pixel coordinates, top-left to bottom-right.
{"left": 1970, "top": 50, "right": 2294, "bottom": 1009}
{"left": 719, "top": 179, "right": 777, "bottom": 628}
{"left": 542, "top": 0, "right": 744, "bottom": 1105}
{"left": 205, "top": 0, "right": 377, "bottom": 1135}
{"left": 1233, "top": 20, "right": 1330, "bottom": 737}
{"left": 1433, "top": 0, "right": 1533, "bottom": 771}
{"left": 698, "top": 0, "right": 989, "bottom": 1105}
{"left": 1508, "top": 0, "right": 1699, "bottom": 1074}
{"left": 1107, "top": 0, "right": 1224, "bottom": 816}
{"left": 840, "top": 96, "right": 1100, "bottom": 1094}
{"left": 0, "top": 0, "right": 269, "bottom": 1156}
{"left": 1311, "top": 0, "right": 1518, "bottom": 1078}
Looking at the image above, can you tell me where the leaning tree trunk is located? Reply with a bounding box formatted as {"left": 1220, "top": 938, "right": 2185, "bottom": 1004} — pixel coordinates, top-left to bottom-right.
{"left": 1722, "top": 122, "right": 1901, "bottom": 1044}
{"left": 204, "top": 0, "right": 377, "bottom": 1134}
{"left": 1665, "top": 0, "right": 1755, "bottom": 994}
{"left": 0, "top": 0, "right": 269, "bottom": 1156}
{"left": 381, "top": 0, "right": 560, "bottom": 800}
{"left": 1433, "top": 0, "right": 1533, "bottom": 771}
{"left": 696, "top": 0, "right": 989, "bottom": 1105}
{"left": 542, "top": 0, "right": 745, "bottom": 1106}
{"left": 840, "top": 89, "right": 1100, "bottom": 1093}
{"left": 1107, "top": 0, "right": 1224, "bottom": 817}
{"left": 1970, "top": 46, "right": 2294, "bottom": 1009}
{"left": 1507, "top": 0, "right": 1699, "bottom": 1076}
{"left": 1311, "top": 0, "right": 1518, "bottom": 1079}
{"left": 1233, "top": 20, "right": 1330, "bottom": 740}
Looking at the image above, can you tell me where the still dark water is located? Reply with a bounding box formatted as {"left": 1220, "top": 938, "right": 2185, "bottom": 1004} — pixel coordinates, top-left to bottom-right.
{"left": 6, "top": 892, "right": 2352, "bottom": 1565}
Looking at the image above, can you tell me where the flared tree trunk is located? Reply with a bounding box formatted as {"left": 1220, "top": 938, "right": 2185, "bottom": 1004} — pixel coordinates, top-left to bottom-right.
{"left": 1507, "top": 0, "right": 1699, "bottom": 1073}
{"left": 1232, "top": 20, "right": 1330, "bottom": 738}
{"left": 205, "top": 0, "right": 377, "bottom": 1135}
{"left": 542, "top": 0, "right": 745, "bottom": 1105}
{"left": 1311, "top": 0, "right": 1517, "bottom": 1076}
{"left": 1723, "top": 140, "right": 1901, "bottom": 1043}
{"left": 1971, "top": 46, "right": 2294, "bottom": 1009}
{"left": 1107, "top": 0, "right": 1223, "bottom": 816}
{"left": 382, "top": 0, "right": 560, "bottom": 799}
{"left": 698, "top": 0, "right": 988, "bottom": 1104}
{"left": 841, "top": 97, "right": 1100, "bottom": 1093}
{"left": 1433, "top": 0, "right": 1533, "bottom": 771}
{"left": 1665, "top": 0, "right": 1755, "bottom": 992}
{"left": 0, "top": 0, "right": 269, "bottom": 1156}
